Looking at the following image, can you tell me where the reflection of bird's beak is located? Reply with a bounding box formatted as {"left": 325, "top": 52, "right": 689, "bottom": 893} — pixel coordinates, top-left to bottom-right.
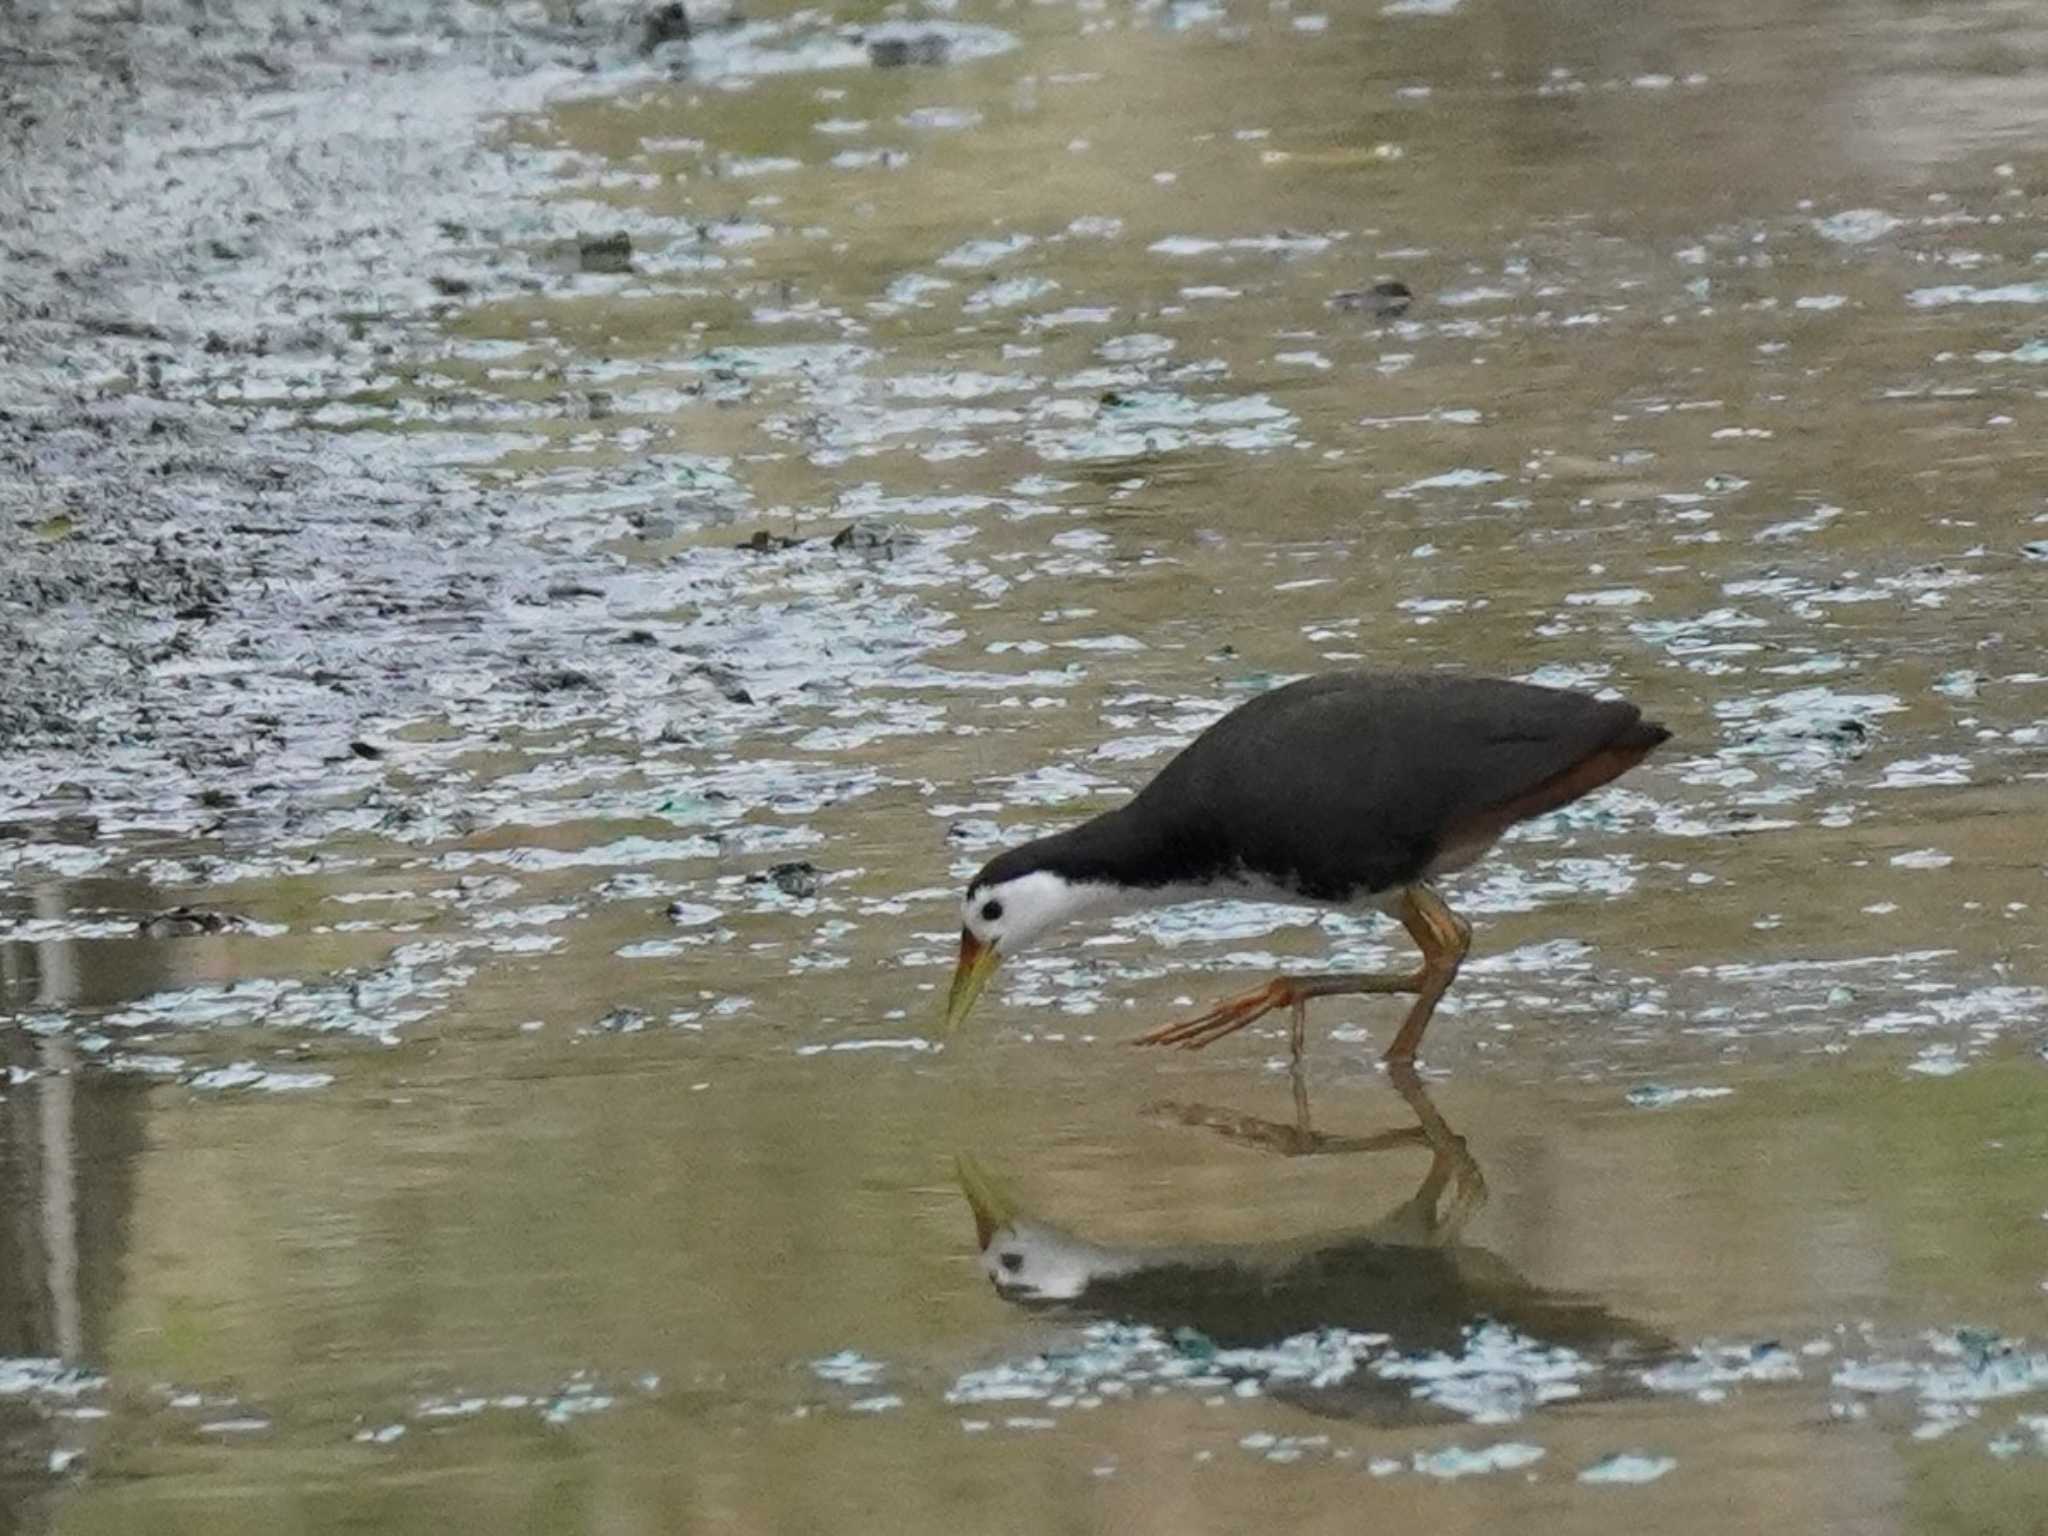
{"left": 954, "top": 1153, "right": 1020, "bottom": 1251}
{"left": 943, "top": 928, "right": 1000, "bottom": 1034}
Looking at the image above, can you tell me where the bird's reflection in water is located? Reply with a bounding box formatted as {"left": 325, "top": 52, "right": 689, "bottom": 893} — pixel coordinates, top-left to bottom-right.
{"left": 957, "top": 1067, "right": 1669, "bottom": 1426}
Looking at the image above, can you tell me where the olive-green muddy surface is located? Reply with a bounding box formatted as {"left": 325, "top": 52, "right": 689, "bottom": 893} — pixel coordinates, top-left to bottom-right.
{"left": 2, "top": 0, "right": 2046, "bottom": 1531}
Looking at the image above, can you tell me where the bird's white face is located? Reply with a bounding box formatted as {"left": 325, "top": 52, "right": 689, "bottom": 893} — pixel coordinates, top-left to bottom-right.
{"left": 979, "top": 1219, "right": 1120, "bottom": 1303}
{"left": 960, "top": 869, "right": 1088, "bottom": 955}
{"left": 944, "top": 870, "right": 1109, "bottom": 1033}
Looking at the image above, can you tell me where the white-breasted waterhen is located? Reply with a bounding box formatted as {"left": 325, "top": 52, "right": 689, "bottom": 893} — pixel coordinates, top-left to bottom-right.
{"left": 943, "top": 670, "right": 1670, "bottom": 1063}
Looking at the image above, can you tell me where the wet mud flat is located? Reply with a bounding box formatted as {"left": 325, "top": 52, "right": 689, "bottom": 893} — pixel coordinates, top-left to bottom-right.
{"left": 3, "top": 0, "right": 2048, "bottom": 1530}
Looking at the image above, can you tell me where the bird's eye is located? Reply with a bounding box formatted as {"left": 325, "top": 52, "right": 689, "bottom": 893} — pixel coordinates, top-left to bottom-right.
{"left": 999, "top": 1252, "right": 1024, "bottom": 1273}
{"left": 980, "top": 899, "right": 1004, "bottom": 923}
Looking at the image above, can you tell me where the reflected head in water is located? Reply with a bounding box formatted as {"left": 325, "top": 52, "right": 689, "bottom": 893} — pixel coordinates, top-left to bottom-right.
{"left": 945, "top": 670, "right": 1668, "bottom": 1065}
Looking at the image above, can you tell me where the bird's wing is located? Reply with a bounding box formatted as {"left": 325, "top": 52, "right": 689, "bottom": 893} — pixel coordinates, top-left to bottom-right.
{"left": 1133, "top": 673, "right": 1651, "bottom": 899}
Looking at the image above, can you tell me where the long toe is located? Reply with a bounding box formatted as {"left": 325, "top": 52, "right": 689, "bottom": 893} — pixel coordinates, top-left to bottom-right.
{"left": 1174, "top": 1006, "right": 1266, "bottom": 1050}
{"left": 1132, "top": 981, "right": 1287, "bottom": 1050}
{"left": 1133, "top": 1008, "right": 1235, "bottom": 1047}
{"left": 1132, "top": 1013, "right": 1205, "bottom": 1047}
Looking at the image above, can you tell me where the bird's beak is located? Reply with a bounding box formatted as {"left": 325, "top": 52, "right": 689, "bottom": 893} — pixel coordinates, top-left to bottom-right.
{"left": 954, "top": 1153, "right": 1020, "bottom": 1251}
{"left": 944, "top": 927, "right": 1001, "bottom": 1034}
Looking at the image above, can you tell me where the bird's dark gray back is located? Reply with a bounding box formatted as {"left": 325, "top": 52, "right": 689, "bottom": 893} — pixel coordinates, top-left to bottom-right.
{"left": 1130, "top": 672, "right": 1642, "bottom": 900}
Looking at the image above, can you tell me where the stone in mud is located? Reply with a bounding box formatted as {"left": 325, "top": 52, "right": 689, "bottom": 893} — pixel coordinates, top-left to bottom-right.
{"left": 748, "top": 861, "right": 820, "bottom": 899}
{"left": 578, "top": 232, "right": 634, "bottom": 274}
{"left": 138, "top": 906, "right": 249, "bottom": 939}
{"left": 2022, "top": 540, "right": 2048, "bottom": 561}
{"left": 736, "top": 530, "right": 805, "bottom": 553}
{"left": 1768, "top": 715, "right": 1868, "bottom": 758}
{"left": 868, "top": 32, "right": 950, "bottom": 67}
{"left": 690, "top": 662, "right": 754, "bottom": 704}
{"left": 1329, "top": 279, "right": 1413, "bottom": 318}
{"left": 79, "top": 316, "right": 169, "bottom": 341}
{"left": 1952, "top": 1326, "right": 2009, "bottom": 1372}
{"left": 519, "top": 667, "right": 599, "bottom": 693}
{"left": 830, "top": 519, "right": 916, "bottom": 558}
{"left": 639, "top": 2, "right": 693, "bottom": 55}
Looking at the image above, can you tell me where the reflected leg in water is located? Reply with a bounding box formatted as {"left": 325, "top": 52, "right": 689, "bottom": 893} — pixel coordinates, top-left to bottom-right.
{"left": 1380, "top": 1064, "right": 1488, "bottom": 1247}
{"left": 1141, "top": 1062, "right": 1487, "bottom": 1243}
{"left": 1140, "top": 1064, "right": 1420, "bottom": 1158}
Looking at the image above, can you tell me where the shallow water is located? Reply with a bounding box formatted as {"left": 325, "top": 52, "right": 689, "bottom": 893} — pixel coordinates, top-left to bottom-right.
{"left": 4, "top": 0, "right": 2048, "bottom": 1528}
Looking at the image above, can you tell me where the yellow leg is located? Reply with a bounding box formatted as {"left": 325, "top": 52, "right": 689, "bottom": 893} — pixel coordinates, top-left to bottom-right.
{"left": 1130, "top": 883, "right": 1472, "bottom": 1064}
{"left": 1381, "top": 885, "right": 1472, "bottom": 1064}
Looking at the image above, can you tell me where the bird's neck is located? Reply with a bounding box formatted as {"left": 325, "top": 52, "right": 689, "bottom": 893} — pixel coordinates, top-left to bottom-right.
{"left": 1007, "top": 806, "right": 1155, "bottom": 888}
{"left": 1011, "top": 806, "right": 1212, "bottom": 922}
{"left": 1071, "top": 795, "right": 1228, "bottom": 881}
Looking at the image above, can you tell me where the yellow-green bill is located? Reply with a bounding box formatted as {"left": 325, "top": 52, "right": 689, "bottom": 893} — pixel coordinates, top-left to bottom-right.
{"left": 953, "top": 1152, "right": 1020, "bottom": 1250}
{"left": 942, "top": 927, "right": 1000, "bottom": 1034}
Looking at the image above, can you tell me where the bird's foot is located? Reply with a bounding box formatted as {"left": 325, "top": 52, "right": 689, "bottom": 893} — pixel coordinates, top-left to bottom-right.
{"left": 1131, "top": 977, "right": 1296, "bottom": 1051}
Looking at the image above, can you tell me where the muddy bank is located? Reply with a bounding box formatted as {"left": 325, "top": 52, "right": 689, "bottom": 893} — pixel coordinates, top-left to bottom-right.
{"left": 4, "top": 5, "right": 572, "bottom": 797}
{"left": 0, "top": 0, "right": 946, "bottom": 838}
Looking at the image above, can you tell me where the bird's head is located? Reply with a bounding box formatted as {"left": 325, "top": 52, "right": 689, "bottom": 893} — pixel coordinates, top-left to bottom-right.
{"left": 956, "top": 1153, "right": 1125, "bottom": 1303}
{"left": 943, "top": 865, "right": 1092, "bottom": 1034}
